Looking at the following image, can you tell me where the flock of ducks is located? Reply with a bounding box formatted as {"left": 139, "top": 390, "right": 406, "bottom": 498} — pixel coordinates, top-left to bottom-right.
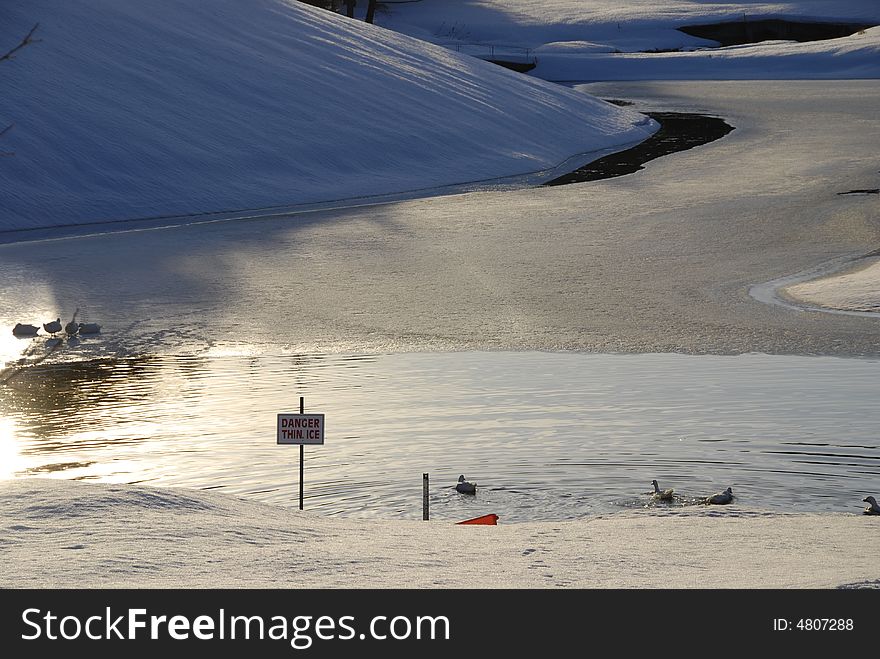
{"left": 453, "top": 475, "right": 735, "bottom": 505}
{"left": 12, "top": 318, "right": 101, "bottom": 338}
{"left": 651, "top": 480, "right": 735, "bottom": 505}
{"left": 651, "top": 480, "right": 879, "bottom": 512}
{"left": 649, "top": 480, "right": 737, "bottom": 505}
{"left": 457, "top": 476, "right": 878, "bottom": 514}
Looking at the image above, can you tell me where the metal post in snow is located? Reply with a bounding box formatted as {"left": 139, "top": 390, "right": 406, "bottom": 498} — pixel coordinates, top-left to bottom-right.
{"left": 423, "top": 473, "right": 429, "bottom": 520}
{"left": 278, "top": 399, "right": 324, "bottom": 512}
{"left": 299, "top": 396, "right": 304, "bottom": 510}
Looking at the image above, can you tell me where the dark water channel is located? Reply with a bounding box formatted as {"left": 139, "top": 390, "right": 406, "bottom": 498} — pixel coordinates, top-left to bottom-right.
{"left": 679, "top": 19, "right": 875, "bottom": 47}
{"left": 545, "top": 110, "right": 734, "bottom": 186}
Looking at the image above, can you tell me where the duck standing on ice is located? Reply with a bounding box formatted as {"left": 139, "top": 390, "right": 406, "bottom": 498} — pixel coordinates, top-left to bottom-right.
{"left": 42, "top": 318, "right": 62, "bottom": 337}
{"left": 12, "top": 323, "right": 39, "bottom": 336}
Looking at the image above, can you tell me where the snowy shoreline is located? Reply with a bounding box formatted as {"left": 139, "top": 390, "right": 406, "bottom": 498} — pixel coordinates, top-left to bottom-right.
{"left": 750, "top": 253, "right": 880, "bottom": 318}
{"left": 2, "top": 479, "right": 878, "bottom": 588}
{"left": 0, "top": 135, "right": 652, "bottom": 247}
{"left": 780, "top": 256, "right": 880, "bottom": 314}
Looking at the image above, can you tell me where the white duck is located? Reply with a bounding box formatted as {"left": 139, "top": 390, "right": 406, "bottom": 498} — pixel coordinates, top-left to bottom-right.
{"left": 455, "top": 475, "right": 476, "bottom": 495}
{"left": 863, "top": 496, "right": 880, "bottom": 515}
{"left": 651, "top": 479, "right": 674, "bottom": 501}
{"left": 12, "top": 323, "right": 39, "bottom": 336}
{"left": 704, "top": 487, "right": 734, "bottom": 505}
{"left": 42, "top": 318, "right": 62, "bottom": 336}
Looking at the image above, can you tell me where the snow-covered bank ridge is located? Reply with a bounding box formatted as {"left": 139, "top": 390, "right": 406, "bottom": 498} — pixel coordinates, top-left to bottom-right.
{"left": 2, "top": 480, "right": 877, "bottom": 588}
{"left": 382, "top": 0, "right": 880, "bottom": 77}
{"left": 382, "top": 0, "right": 880, "bottom": 50}
{"left": 0, "top": 0, "right": 655, "bottom": 232}
{"left": 751, "top": 253, "right": 880, "bottom": 317}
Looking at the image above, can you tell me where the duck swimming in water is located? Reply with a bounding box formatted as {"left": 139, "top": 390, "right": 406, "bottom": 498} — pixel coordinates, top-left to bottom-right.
{"left": 704, "top": 487, "right": 733, "bottom": 505}
{"left": 651, "top": 479, "right": 674, "bottom": 501}
{"left": 863, "top": 496, "right": 880, "bottom": 515}
{"left": 455, "top": 475, "right": 476, "bottom": 495}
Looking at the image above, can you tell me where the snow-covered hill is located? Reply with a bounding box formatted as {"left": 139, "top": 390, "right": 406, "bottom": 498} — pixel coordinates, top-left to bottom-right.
{"left": 0, "top": 0, "right": 655, "bottom": 231}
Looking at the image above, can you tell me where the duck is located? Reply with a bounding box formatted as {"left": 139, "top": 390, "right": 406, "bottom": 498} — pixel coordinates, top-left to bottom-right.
{"left": 42, "top": 318, "right": 62, "bottom": 336}
{"left": 704, "top": 487, "right": 733, "bottom": 505}
{"left": 455, "top": 475, "right": 476, "bottom": 495}
{"left": 863, "top": 496, "right": 880, "bottom": 515}
{"left": 12, "top": 323, "right": 39, "bottom": 336}
{"left": 78, "top": 322, "right": 102, "bottom": 334}
{"left": 651, "top": 479, "right": 674, "bottom": 501}
{"left": 64, "top": 320, "right": 79, "bottom": 337}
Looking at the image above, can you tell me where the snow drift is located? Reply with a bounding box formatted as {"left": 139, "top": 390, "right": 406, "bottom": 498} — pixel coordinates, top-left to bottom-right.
{"left": 382, "top": 1, "right": 880, "bottom": 81}
{"left": 382, "top": 0, "right": 880, "bottom": 50}
{"left": 0, "top": 0, "right": 655, "bottom": 231}
{"left": 2, "top": 479, "right": 878, "bottom": 588}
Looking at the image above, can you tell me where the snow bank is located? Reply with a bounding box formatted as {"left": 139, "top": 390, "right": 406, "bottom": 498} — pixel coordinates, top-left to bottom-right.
{"left": 383, "top": 1, "right": 880, "bottom": 48}
{"left": 382, "top": 1, "right": 880, "bottom": 80}
{"left": 2, "top": 479, "right": 878, "bottom": 588}
{"left": 0, "top": 0, "right": 655, "bottom": 231}
{"left": 532, "top": 26, "right": 880, "bottom": 80}
{"left": 782, "top": 256, "right": 880, "bottom": 313}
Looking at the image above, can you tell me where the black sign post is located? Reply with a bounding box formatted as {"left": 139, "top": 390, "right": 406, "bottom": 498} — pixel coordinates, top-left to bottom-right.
{"left": 277, "top": 396, "right": 325, "bottom": 511}
{"left": 299, "top": 397, "right": 304, "bottom": 510}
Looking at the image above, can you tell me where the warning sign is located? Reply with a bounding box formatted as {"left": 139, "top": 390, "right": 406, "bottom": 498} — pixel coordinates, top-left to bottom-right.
{"left": 277, "top": 413, "right": 325, "bottom": 445}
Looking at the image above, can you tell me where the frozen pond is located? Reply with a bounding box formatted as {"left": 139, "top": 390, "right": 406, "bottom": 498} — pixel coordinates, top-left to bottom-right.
{"left": 2, "top": 351, "right": 878, "bottom": 521}
{"left": 2, "top": 81, "right": 877, "bottom": 358}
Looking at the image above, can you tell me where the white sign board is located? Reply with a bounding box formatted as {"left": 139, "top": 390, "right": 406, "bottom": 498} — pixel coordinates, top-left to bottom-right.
{"left": 277, "top": 413, "right": 325, "bottom": 445}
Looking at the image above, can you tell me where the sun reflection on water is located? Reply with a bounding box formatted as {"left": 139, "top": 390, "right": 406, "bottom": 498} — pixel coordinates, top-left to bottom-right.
{"left": 0, "top": 417, "right": 25, "bottom": 479}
